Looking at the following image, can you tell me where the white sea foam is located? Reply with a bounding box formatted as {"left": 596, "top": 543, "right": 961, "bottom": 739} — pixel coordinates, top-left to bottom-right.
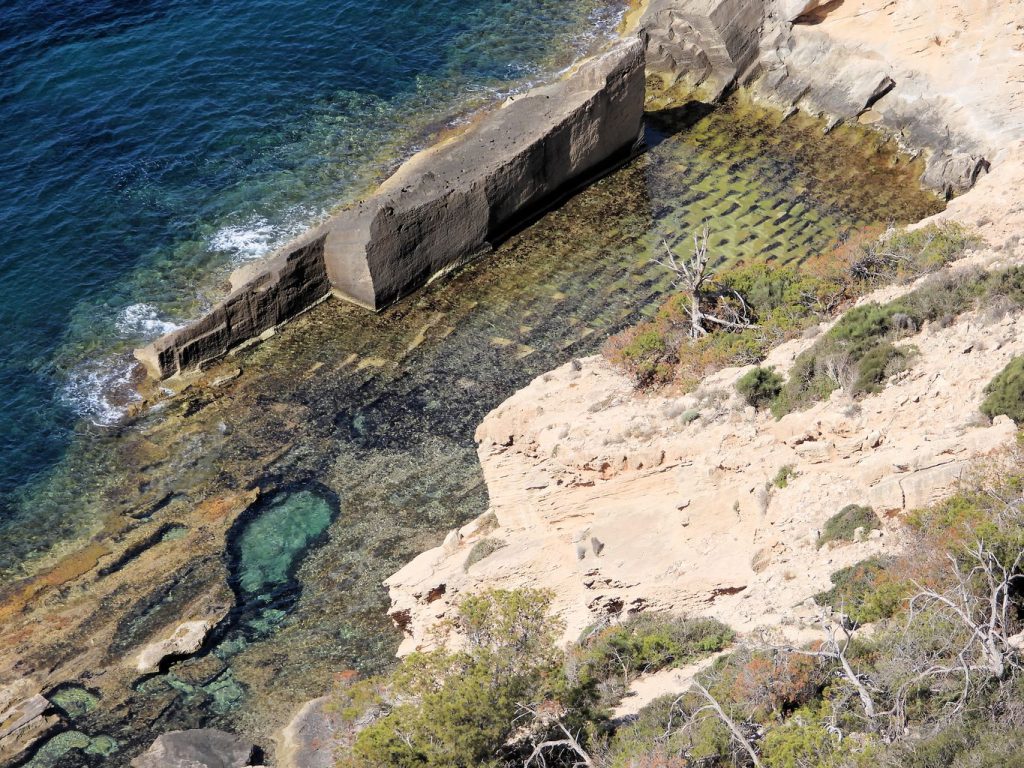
{"left": 209, "top": 208, "right": 319, "bottom": 264}
{"left": 116, "top": 303, "right": 182, "bottom": 338}
{"left": 62, "top": 356, "right": 140, "bottom": 427}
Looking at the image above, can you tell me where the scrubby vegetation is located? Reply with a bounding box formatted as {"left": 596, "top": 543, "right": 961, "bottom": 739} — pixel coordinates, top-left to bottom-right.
{"left": 463, "top": 537, "right": 506, "bottom": 571}
{"left": 572, "top": 614, "right": 734, "bottom": 703}
{"left": 769, "top": 263, "right": 1024, "bottom": 417}
{"left": 770, "top": 465, "right": 797, "bottom": 489}
{"left": 981, "top": 356, "right": 1024, "bottom": 424}
{"left": 330, "top": 445, "right": 1024, "bottom": 768}
{"left": 816, "top": 504, "right": 881, "bottom": 549}
{"left": 813, "top": 557, "right": 907, "bottom": 625}
{"left": 604, "top": 223, "right": 979, "bottom": 392}
{"left": 736, "top": 367, "right": 783, "bottom": 409}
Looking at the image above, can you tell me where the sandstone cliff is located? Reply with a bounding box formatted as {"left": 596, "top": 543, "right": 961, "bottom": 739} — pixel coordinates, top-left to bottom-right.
{"left": 384, "top": 0, "right": 1024, "bottom": 657}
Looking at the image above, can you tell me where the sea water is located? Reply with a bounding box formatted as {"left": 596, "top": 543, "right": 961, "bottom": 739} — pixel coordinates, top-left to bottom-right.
{"left": 0, "top": 0, "right": 624, "bottom": 525}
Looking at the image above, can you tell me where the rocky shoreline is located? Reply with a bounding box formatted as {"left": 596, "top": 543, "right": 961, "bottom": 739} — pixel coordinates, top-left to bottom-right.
{"left": 4, "top": 1, "right": 1020, "bottom": 765}
{"left": 134, "top": 37, "right": 647, "bottom": 380}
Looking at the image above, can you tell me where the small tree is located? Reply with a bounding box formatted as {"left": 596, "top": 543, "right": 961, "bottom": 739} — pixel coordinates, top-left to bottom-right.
{"left": 736, "top": 367, "right": 784, "bottom": 410}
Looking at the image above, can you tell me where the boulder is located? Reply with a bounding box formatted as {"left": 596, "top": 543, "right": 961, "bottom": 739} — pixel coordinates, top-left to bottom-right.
{"left": 921, "top": 152, "right": 990, "bottom": 199}
{"left": 130, "top": 729, "right": 255, "bottom": 768}
{"left": 132, "top": 618, "right": 219, "bottom": 675}
{"left": 642, "top": 0, "right": 766, "bottom": 100}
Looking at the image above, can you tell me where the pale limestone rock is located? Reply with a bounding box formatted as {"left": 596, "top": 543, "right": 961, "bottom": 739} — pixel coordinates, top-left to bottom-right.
{"left": 133, "top": 618, "right": 218, "bottom": 675}
{"left": 0, "top": 684, "right": 57, "bottom": 766}
{"left": 386, "top": 230, "right": 1024, "bottom": 652}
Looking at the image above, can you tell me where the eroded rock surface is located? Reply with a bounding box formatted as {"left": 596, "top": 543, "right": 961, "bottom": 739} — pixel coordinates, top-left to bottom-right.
{"left": 132, "top": 617, "right": 222, "bottom": 675}
{"left": 130, "top": 728, "right": 255, "bottom": 768}
{"left": 0, "top": 683, "right": 58, "bottom": 765}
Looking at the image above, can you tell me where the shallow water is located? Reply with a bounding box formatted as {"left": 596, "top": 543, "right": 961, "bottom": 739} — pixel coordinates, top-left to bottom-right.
{"left": 3, "top": 92, "right": 943, "bottom": 766}
{"left": 0, "top": 0, "right": 624, "bottom": 522}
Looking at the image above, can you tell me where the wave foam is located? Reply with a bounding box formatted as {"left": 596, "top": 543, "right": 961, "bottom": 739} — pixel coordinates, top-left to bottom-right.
{"left": 209, "top": 208, "right": 319, "bottom": 264}
{"left": 62, "top": 356, "right": 140, "bottom": 427}
{"left": 116, "top": 303, "right": 181, "bottom": 338}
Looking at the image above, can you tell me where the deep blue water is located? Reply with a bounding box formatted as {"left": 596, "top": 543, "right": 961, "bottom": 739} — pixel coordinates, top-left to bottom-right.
{"left": 0, "top": 0, "right": 621, "bottom": 526}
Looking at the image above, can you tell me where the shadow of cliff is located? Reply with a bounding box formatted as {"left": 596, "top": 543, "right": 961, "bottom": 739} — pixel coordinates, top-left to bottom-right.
{"left": 795, "top": 0, "right": 845, "bottom": 25}
{"left": 643, "top": 100, "right": 717, "bottom": 151}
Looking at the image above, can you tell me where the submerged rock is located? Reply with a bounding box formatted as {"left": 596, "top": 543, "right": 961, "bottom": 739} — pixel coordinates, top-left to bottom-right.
{"left": 130, "top": 728, "right": 255, "bottom": 768}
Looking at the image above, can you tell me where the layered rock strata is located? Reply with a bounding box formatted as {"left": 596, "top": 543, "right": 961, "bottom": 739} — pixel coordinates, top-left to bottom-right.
{"left": 135, "top": 38, "right": 646, "bottom": 379}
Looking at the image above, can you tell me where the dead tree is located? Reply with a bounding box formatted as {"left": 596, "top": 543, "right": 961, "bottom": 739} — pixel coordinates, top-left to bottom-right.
{"left": 655, "top": 223, "right": 757, "bottom": 339}
{"left": 517, "top": 705, "right": 594, "bottom": 768}
{"left": 688, "top": 680, "right": 766, "bottom": 768}
{"left": 908, "top": 541, "right": 1024, "bottom": 681}
{"left": 767, "top": 611, "right": 880, "bottom": 730}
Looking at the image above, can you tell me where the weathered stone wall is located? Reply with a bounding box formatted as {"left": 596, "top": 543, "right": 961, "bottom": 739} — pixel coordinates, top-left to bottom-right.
{"left": 639, "top": 0, "right": 994, "bottom": 199}
{"left": 135, "top": 38, "right": 646, "bottom": 379}
{"left": 641, "top": 0, "right": 767, "bottom": 100}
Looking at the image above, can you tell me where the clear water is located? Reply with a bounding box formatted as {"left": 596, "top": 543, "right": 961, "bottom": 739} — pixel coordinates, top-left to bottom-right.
{"left": 0, "top": 0, "right": 624, "bottom": 522}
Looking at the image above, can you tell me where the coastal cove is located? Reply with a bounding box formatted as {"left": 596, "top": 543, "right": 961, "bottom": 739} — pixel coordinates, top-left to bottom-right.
{"left": 0, "top": 79, "right": 942, "bottom": 766}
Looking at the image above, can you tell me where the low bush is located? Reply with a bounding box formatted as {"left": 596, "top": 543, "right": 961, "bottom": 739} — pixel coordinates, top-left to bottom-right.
{"left": 850, "top": 222, "right": 981, "bottom": 285}
{"left": 772, "top": 265, "right": 1023, "bottom": 416}
{"left": 981, "top": 356, "right": 1024, "bottom": 424}
{"left": 736, "top": 367, "right": 784, "bottom": 409}
{"left": 817, "top": 504, "right": 881, "bottom": 549}
{"left": 772, "top": 465, "right": 797, "bottom": 489}
{"left": 463, "top": 538, "right": 506, "bottom": 571}
{"left": 814, "top": 557, "right": 907, "bottom": 624}
{"left": 347, "top": 589, "right": 569, "bottom": 768}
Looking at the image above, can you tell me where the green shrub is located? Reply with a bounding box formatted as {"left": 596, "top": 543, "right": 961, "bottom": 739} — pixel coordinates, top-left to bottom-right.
{"left": 350, "top": 589, "right": 567, "bottom": 768}
{"left": 573, "top": 614, "right": 733, "bottom": 702}
{"left": 771, "top": 265, "right": 1022, "bottom": 417}
{"left": 851, "top": 342, "right": 912, "bottom": 395}
{"left": 851, "top": 222, "right": 981, "bottom": 284}
{"left": 981, "top": 356, "right": 1024, "bottom": 424}
{"left": 772, "top": 465, "right": 797, "bottom": 489}
{"left": 814, "top": 557, "right": 907, "bottom": 624}
{"left": 760, "top": 706, "right": 881, "bottom": 768}
{"left": 680, "top": 408, "right": 701, "bottom": 424}
{"left": 736, "top": 366, "right": 784, "bottom": 409}
{"left": 463, "top": 538, "right": 505, "bottom": 571}
{"left": 817, "top": 504, "right": 881, "bottom": 549}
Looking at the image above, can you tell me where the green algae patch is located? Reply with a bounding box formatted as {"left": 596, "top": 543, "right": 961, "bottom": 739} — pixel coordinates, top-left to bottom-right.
{"left": 234, "top": 490, "right": 335, "bottom": 597}
{"left": 48, "top": 684, "right": 100, "bottom": 720}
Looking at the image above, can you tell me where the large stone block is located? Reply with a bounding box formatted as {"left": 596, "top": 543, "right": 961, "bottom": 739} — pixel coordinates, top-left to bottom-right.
{"left": 131, "top": 729, "right": 254, "bottom": 768}
{"left": 136, "top": 39, "right": 646, "bottom": 379}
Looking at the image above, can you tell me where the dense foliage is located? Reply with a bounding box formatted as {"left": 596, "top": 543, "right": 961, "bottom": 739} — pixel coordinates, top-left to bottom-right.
{"left": 816, "top": 504, "right": 881, "bottom": 549}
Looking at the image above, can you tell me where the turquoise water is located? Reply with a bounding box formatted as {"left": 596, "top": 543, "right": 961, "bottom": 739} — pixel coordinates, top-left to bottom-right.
{"left": 0, "top": 0, "right": 624, "bottom": 533}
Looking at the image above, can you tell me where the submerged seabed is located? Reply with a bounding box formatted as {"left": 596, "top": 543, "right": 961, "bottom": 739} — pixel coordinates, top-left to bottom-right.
{"left": 2, "top": 96, "right": 941, "bottom": 767}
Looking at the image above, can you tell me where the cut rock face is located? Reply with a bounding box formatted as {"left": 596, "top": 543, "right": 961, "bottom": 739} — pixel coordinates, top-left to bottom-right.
{"left": 130, "top": 728, "right": 255, "bottom": 768}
